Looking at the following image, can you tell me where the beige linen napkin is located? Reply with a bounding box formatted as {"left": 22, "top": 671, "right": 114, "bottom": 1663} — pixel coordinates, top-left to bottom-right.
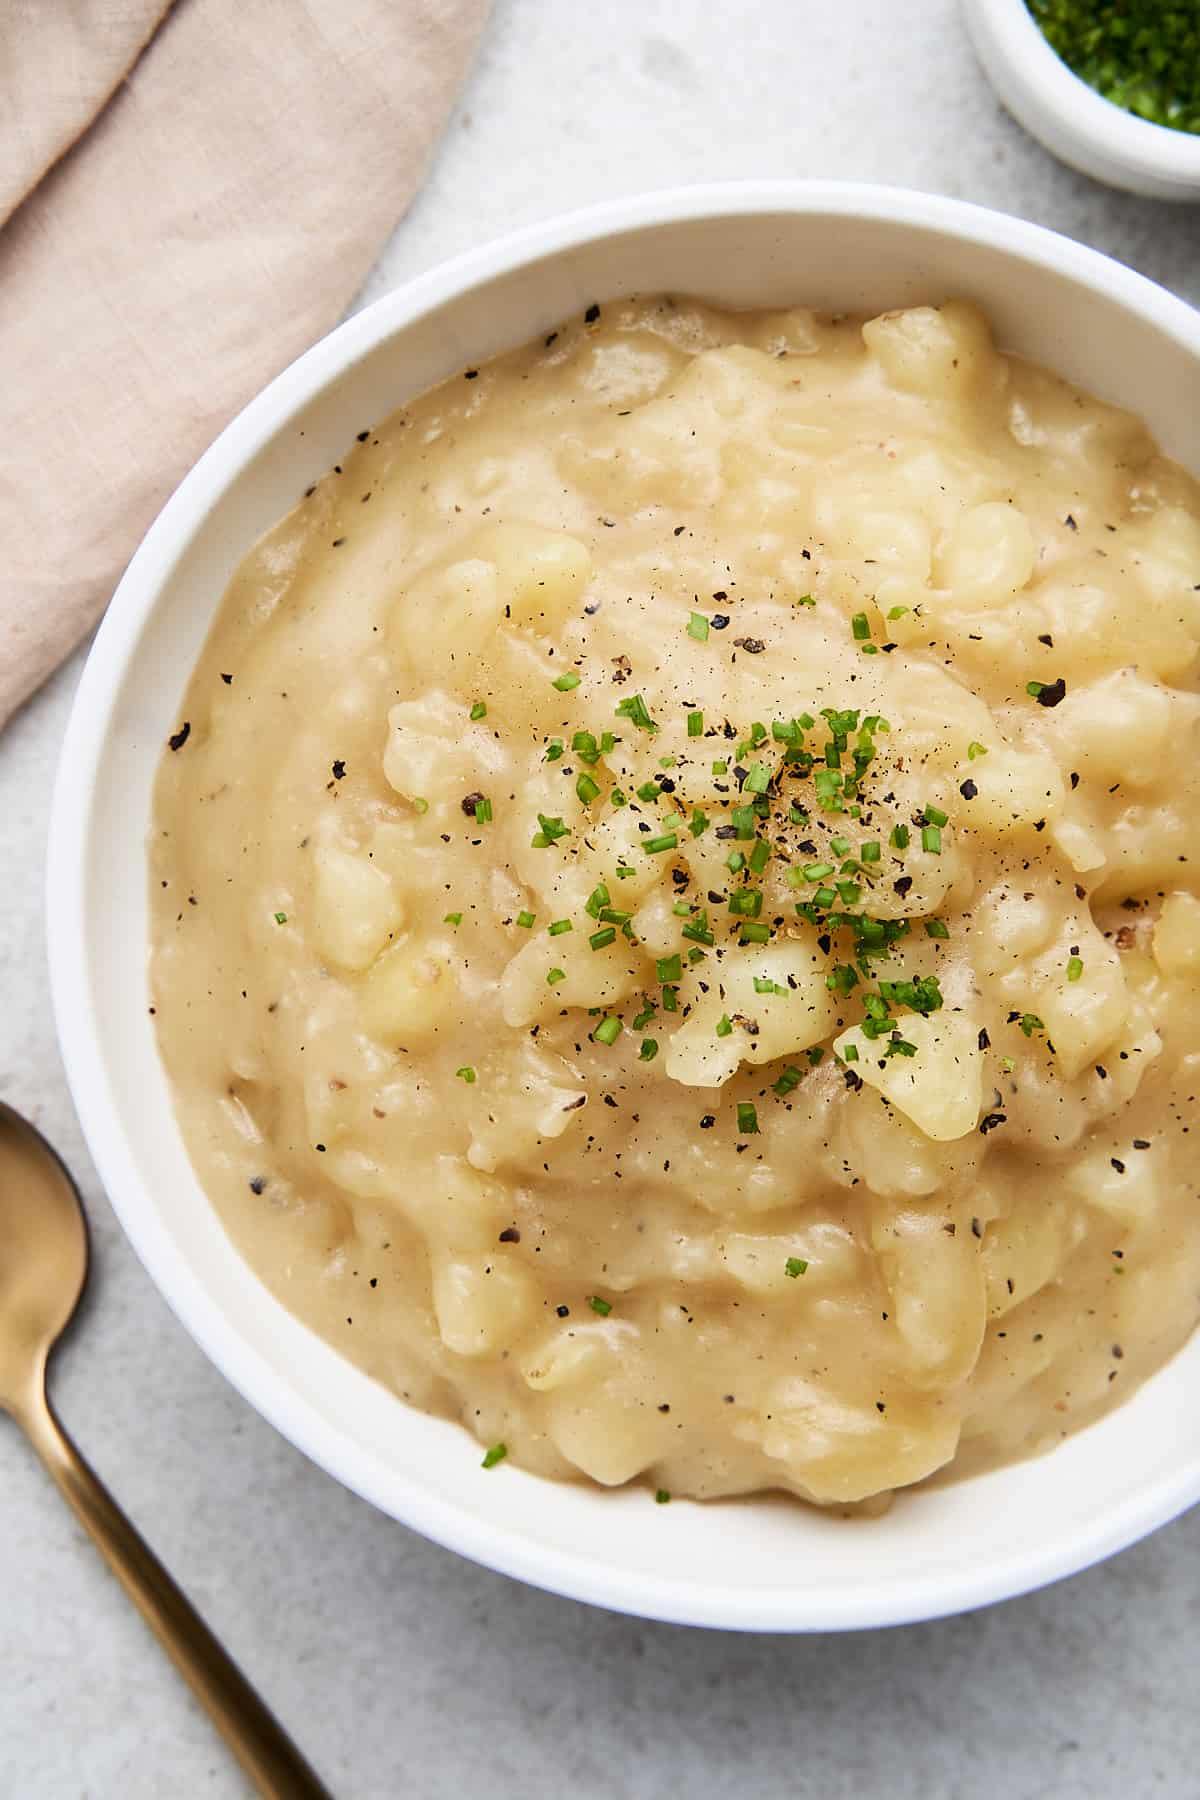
{"left": 0, "top": 0, "right": 489, "bottom": 732}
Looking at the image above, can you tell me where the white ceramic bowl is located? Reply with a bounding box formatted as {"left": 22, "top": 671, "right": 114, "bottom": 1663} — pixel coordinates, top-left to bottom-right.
{"left": 963, "top": 0, "right": 1200, "bottom": 199}
{"left": 48, "top": 183, "right": 1200, "bottom": 1631}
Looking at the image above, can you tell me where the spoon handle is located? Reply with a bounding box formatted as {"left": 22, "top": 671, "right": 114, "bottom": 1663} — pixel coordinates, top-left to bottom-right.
{"left": 20, "top": 1384, "right": 333, "bottom": 1799}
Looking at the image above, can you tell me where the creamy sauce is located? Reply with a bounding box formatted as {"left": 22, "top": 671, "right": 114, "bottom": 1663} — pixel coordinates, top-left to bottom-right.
{"left": 151, "top": 297, "right": 1200, "bottom": 1507}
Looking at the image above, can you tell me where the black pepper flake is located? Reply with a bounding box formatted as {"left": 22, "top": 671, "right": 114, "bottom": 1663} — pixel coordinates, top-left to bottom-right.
{"left": 699, "top": 1115, "right": 716, "bottom": 1129}
{"left": 1070, "top": 771, "right": 1080, "bottom": 790}
{"left": 356, "top": 429, "right": 370, "bottom": 441}
{"left": 220, "top": 672, "right": 233, "bottom": 685}
{"left": 1111, "top": 1157, "right": 1126, "bottom": 1173}
{"left": 545, "top": 331, "right": 558, "bottom": 347}
{"left": 464, "top": 369, "right": 479, "bottom": 380}
{"left": 733, "top": 637, "right": 765, "bottom": 654}
{"left": 1112, "top": 1344, "right": 1124, "bottom": 1359}
{"left": 248, "top": 1176, "right": 265, "bottom": 1195}
{"left": 315, "top": 1143, "right": 326, "bottom": 1153}
{"left": 556, "top": 1304, "right": 570, "bottom": 1317}
{"left": 817, "top": 932, "right": 832, "bottom": 955}
{"left": 843, "top": 1069, "right": 863, "bottom": 1093}
{"left": 331, "top": 537, "right": 347, "bottom": 548}
{"left": 168, "top": 721, "right": 191, "bottom": 751}
{"left": 1035, "top": 677, "right": 1067, "bottom": 707}
{"left": 1065, "top": 513, "right": 1077, "bottom": 530}
{"left": 959, "top": 778, "right": 978, "bottom": 800}
{"left": 498, "top": 1227, "right": 521, "bottom": 1243}
{"left": 1132, "top": 1138, "right": 1150, "bottom": 1150}
{"left": 1037, "top": 633, "right": 1054, "bottom": 647}
{"left": 584, "top": 303, "right": 601, "bottom": 323}
{"left": 331, "top": 760, "right": 347, "bottom": 780}
{"left": 673, "top": 525, "right": 686, "bottom": 537}
{"left": 971, "top": 1217, "right": 982, "bottom": 1238}
{"left": 711, "top": 614, "right": 730, "bottom": 630}
{"left": 979, "top": 1112, "right": 1006, "bottom": 1134}
{"left": 893, "top": 876, "right": 913, "bottom": 899}
{"left": 658, "top": 1403, "right": 671, "bottom": 1414}
{"left": 978, "top": 1028, "right": 990, "bottom": 1051}
{"left": 461, "top": 791, "right": 485, "bottom": 817}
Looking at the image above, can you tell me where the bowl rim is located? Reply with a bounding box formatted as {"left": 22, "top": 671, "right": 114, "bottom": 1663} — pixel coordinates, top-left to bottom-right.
{"left": 46, "top": 180, "right": 1200, "bottom": 1632}
{"left": 964, "top": 0, "right": 1200, "bottom": 186}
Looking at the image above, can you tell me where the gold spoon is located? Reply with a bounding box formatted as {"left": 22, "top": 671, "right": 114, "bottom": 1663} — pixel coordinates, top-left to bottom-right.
{"left": 0, "top": 1099, "right": 332, "bottom": 1799}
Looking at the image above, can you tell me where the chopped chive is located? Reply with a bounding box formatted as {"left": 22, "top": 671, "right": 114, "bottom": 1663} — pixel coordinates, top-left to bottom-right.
{"left": 553, "top": 671, "right": 582, "bottom": 692}
{"left": 444, "top": 911, "right": 463, "bottom": 926}
{"left": 474, "top": 796, "right": 493, "bottom": 824}
{"left": 743, "top": 763, "right": 770, "bottom": 795}
{"left": 412, "top": 798, "right": 429, "bottom": 815}
{"left": 590, "top": 927, "right": 616, "bottom": 950}
{"left": 885, "top": 1035, "right": 918, "bottom": 1058}
{"left": 656, "top": 955, "right": 683, "bottom": 983}
{"left": 594, "top": 1016, "right": 622, "bottom": 1045}
{"left": 599, "top": 907, "right": 631, "bottom": 925}
{"left": 672, "top": 901, "right": 691, "bottom": 917}
{"left": 610, "top": 788, "right": 628, "bottom": 807}
{"left": 748, "top": 839, "right": 771, "bottom": 874}
{"left": 636, "top": 781, "right": 660, "bottom": 802}
{"left": 655, "top": 1488, "right": 671, "bottom": 1504}
{"left": 589, "top": 1295, "right": 613, "bottom": 1315}
{"left": 546, "top": 967, "right": 566, "bottom": 986}
{"left": 814, "top": 886, "right": 837, "bottom": 908}
{"left": 687, "top": 611, "right": 710, "bottom": 642}
{"left": 1026, "top": 680, "right": 1044, "bottom": 699}
{"left": 531, "top": 812, "right": 569, "bottom": 848}
{"left": 469, "top": 701, "right": 487, "bottom": 720}
{"left": 715, "top": 1015, "right": 733, "bottom": 1038}
{"left": 740, "top": 922, "right": 771, "bottom": 943}
{"left": 891, "top": 824, "right": 910, "bottom": 850}
{"left": 572, "top": 730, "right": 599, "bottom": 764}
{"left": 796, "top": 593, "right": 816, "bottom": 608}
{"left": 736, "top": 1102, "right": 760, "bottom": 1135}
{"left": 614, "top": 863, "right": 636, "bottom": 878}
{"left": 632, "top": 1003, "right": 656, "bottom": 1029}
{"left": 921, "top": 824, "right": 942, "bottom": 854}
{"left": 1019, "top": 1013, "right": 1045, "bottom": 1037}
{"left": 548, "top": 919, "right": 572, "bottom": 937}
{"left": 967, "top": 741, "right": 988, "bottom": 760}
{"left": 728, "top": 889, "right": 763, "bottom": 919}
{"left": 851, "top": 612, "right": 871, "bottom": 641}
{"left": 712, "top": 758, "right": 728, "bottom": 776}
{"left": 788, "top": 805, "right": 808, "bottom": 825}
{"left": 842, "top": 1043, "right": 859, "bottom": 1062}
{"left": 682, "top": 920, "right": 715, "bottom": 946}
{"left": 804, "top": 862, "right": 835, "bottom": 883}
{"left": 661, "top": 984, "right": 678, "bottom": 1013}
{"left": 576, "top": 772, "right": 601, "bottom": 805}
{"left": 924, "top": 919, "right": 950, "bottom": 940}
{"left": 886, "top": 605, "right": 910, "bottom": 621}
{"left": 923, "top": 804, "right": 948, "bottom": 828}
{"left": 516, "top": 910, "right": 536, "bottom": 929}
{"left": 585, "top": 883, "right": 610, "bottom": 918}
{"left": 687, "top": 710, "right": 704, "bottom": 738}
{"left": 639, "top": 1038, "right": 659, "bottom": 1062}
{"left": 689, "top": 809, "right": 709, "bottom": 838}
{"left": 836, "top": 881, "right": 861, "bottom": 906}
{"left": 829, "top": 837, "right": 850, "bottom": 857}
{"left": 826, "top": 964, "right": 859, "bottom": 995}
{"left": 1067, "top": 955, "right": 1084, "bottom": 982}
{"left": 773, "top": 1066, "right": 803, "bottom": 1096}
{"left": 731, "top": 805, "right": 757, "bottom": 839}
{"left": 455, "top": 1066, "right": 476, "bottom": 1083}
{"left": 860, "top": 841, "right": 881, "bottom": 864}
{"left": 753, "top": 976, "right": 786, "bottom": 995}
{"left": 545, "top": 740, "right": 564, "bottom": 762}
{"left": 659, "top": 755, "right": 677, "bottom": 769}
{"left": 785, "top": 1256, "right": 808, "bottom": 1278}
{"left": 481, "top": 1442, "right": 507, "bottom": 1469}
{"left": 726, "top": 851, "right": 746, "bottom": 873}
{"left": 643, "top": 832, "right": 678, "bottom": 854}
{"left": 615, "top": 693, "right": 656, "bottom": 732}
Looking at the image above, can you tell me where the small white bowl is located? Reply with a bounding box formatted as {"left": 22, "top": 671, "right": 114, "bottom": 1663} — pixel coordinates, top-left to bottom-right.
{"left": 963, "top": 0, "right": 1200, "bottom": 199}
{"left": 47, "top": 183, "right": 1200, "bottom": 1631}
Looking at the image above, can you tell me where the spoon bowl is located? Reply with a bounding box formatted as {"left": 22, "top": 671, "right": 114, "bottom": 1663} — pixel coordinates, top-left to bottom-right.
{"left": 0, "top": 1101, "right": 88, "bottom": 1413}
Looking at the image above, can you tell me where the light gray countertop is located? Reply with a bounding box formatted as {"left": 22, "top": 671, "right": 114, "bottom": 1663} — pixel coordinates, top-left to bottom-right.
{"left": 4, "top": 3, "right": 1200, "bottom": 1795}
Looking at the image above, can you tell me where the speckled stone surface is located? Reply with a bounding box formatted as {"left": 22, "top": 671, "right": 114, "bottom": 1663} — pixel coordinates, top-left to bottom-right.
{"left": 4, "top": 4, "right": 1200, "bottom": 1795}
